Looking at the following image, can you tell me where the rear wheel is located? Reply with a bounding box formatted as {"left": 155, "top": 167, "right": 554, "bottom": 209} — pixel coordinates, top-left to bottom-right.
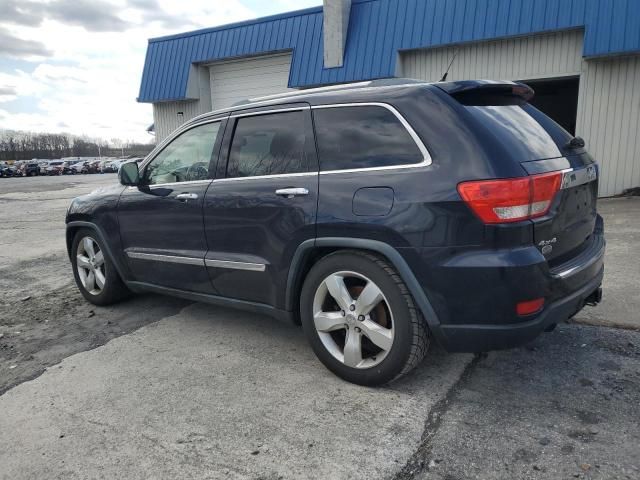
{"left": 71, "top": 229, "right": 130, "bottom": 305}
{"left": 300, "top": 250, "right": 429, "bottom": 386}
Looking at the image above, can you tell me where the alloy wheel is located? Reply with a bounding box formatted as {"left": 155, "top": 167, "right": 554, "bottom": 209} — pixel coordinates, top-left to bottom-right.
{"left": 312, "top": 271, "right": 394, "bottom": 369}
{"left": 76, "top": 236, "right": 106, "bottom": 295}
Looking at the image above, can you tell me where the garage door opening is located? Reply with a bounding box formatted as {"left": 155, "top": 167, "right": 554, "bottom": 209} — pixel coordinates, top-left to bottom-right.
{"left": 521, "top": 76, "right": 580, "bottom": 135}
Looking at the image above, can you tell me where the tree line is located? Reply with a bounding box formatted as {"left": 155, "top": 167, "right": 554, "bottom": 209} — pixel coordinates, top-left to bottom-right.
{"left": 0, "top": 130, "right": 155, "bottom": 161}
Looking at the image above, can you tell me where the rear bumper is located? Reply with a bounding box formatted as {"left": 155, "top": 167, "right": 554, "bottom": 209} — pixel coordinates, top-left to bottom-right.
{"left": 403, "top": 218, "right": 606, "bottom": 353}
{"left": 436, "top": 267, "right": 603, "bottom": 352}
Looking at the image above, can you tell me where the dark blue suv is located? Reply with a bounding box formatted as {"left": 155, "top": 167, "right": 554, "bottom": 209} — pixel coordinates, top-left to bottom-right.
{"left": 66, "top": 80, "right": 604, "bottom": 385}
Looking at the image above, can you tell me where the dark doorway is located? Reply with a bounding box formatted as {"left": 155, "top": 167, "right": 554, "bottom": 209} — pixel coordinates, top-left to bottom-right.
{"left": 521, "top": 76, "right": 580, "bottom": 135}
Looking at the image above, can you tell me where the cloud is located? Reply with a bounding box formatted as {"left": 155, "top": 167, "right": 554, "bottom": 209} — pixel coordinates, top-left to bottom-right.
{"left": 0, "top": 28, "right": 53, "bottom": 59}
{"left": 0, "top": 1, "right": 41, "bottom": 27}
{"left": 0, "top": 86, "right": 18, "bottom": 96}
{"left": 46, "top": 0, "right": 131, "bottom": 32}
{"left": 0, "top": 0, "right": 312, "bottom": 142}
{"left": 0, "top": 0, "right": 132, "bottom": 33}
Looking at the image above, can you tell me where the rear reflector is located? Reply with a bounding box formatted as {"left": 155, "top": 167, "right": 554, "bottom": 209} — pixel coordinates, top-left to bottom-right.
{"left": 457, "top": 171, "right": 562, "bottom": 224}
{"left": 517, "top": 298, "right": 545, "bottom": 316}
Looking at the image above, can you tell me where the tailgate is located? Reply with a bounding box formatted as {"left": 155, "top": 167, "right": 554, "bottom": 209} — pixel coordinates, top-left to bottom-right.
{"left": 522, "top": 156, "right": 599, "bottom": 265}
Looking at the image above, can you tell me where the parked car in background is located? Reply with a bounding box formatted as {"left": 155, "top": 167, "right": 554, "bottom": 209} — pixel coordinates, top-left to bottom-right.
{"left": 0, "top": 163, "right": 16, "bottom": 177}
{"left": 87, "top": 160, "right": 102, "bottom": 174}
{"left": 70, "top": 161, "right": 90, "bottom": 174}
{"left": 46, "top": 161, "right": 65, "bottom": 175}
{"left": 66, "top": 79, "right": 605, "bottom": 386}
{"left": 21, "top": 162, "right": 40, "bottom": 176}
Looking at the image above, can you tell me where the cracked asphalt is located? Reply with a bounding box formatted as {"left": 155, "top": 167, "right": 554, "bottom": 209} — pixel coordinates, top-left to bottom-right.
{"left": 1, "top": 175, "right": 639, "bottom": 479}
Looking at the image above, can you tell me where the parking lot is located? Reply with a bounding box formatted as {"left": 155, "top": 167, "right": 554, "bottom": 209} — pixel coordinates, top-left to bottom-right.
{"left": 1, "top": 174, "right": 639, "bottom": 479}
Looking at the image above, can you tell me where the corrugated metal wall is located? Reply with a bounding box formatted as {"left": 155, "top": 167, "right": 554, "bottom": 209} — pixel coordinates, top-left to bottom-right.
{"left": 400, "top": 30, "right": 640, "bottom": 196}
{"left": 577, "top": 56, "right": 640, "bottom": 197}
{"left": 153, "top": 100, "right": 209, "bottom": 142}
{"left": 400, "top": 30, "right": 584, "bottom": 82}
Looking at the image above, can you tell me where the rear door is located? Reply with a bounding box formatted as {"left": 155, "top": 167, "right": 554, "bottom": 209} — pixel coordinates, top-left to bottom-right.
{"left": 203, "top": 105, "right": 318, "bottom": 308}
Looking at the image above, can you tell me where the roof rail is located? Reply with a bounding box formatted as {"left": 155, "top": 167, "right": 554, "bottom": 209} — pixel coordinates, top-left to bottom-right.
{"left": 231, "top": 81, "right": 373, "bottom": 107}
{"left": 231, "top": 78, "right": 430, "bottom": 107}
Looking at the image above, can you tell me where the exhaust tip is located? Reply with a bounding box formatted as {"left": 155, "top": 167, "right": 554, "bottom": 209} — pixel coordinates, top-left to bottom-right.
{"left": 585, "top": 287, "right": 603, "bottom": 307}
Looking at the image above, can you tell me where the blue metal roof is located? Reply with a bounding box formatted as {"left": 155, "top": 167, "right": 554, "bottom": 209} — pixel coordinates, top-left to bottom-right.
{"left": 138, "top": 0, "right": 640, "bottom": 103}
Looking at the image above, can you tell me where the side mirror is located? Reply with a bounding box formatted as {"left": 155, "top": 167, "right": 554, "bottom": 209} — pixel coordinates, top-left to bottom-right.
{"left": 119, "top": 161, "right": 140, "bottom": 186}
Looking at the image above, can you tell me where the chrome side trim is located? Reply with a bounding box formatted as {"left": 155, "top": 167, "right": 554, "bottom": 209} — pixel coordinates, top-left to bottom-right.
{"left": 560, "top": 165, "right": 598, "bottom": 190}
{"left": 552, "top": 244, "right": 605, "bottom": 279}
{"left": 311, "top": 102, "right": 433, "bottom": 174}
{"left": 213, "top": 171, "right": 317, "bottom": 183}
{"left": 205, "top": 259, "right": 266, "bottom": 272}
{"left": 126, "top": 251, "right": 204, "bottom": 266}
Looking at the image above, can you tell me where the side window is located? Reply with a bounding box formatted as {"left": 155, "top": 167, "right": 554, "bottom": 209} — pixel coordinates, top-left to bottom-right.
{"left": 226, "top": 111, "right": 308, "bottom": 178}
{"left": 145, "top": 122, "right": 221, "bottom": 185}
{"left": 312, "top": 106, "right": 424, "bottom": 171}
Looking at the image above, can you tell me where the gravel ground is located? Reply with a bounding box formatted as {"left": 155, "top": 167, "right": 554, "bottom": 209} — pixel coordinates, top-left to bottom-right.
{"left": 0, "top": 174, "right": 639, "bottom": 479}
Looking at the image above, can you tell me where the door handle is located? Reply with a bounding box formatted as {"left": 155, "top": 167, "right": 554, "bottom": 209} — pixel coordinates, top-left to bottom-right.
{"left": 275, "top": 188, "right": 309, "bottom": 198}
{"left": 176, "top": 193, "right": 198, "bottom": 201}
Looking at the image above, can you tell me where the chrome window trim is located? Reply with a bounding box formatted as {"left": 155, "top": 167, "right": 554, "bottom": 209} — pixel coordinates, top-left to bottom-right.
{"left": 205, "top": 259, "right": 266, "bottom": 272}
{"left": 311, "top": 102, "right": 433, "bottom": 175}
{"left": 126, "top": 251, "right": 204, "bottom": 266}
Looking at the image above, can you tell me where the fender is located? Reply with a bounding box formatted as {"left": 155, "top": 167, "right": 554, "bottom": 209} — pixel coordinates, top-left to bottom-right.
{"left": 66, "top": 221, "right": 129, "bottom": 283}
{"left": 286, "top": 237, "right": 444, "bottom": 343}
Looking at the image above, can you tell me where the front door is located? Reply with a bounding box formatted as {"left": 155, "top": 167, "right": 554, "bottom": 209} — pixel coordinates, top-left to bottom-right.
{"left": 203, "top": 106, "right": 318, "bottom": 308}
{"left": 118, "top": 118, "right": 226, "bottom": 293}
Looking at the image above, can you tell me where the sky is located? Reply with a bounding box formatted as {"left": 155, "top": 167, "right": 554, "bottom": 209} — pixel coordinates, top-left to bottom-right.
{"left": 0, "top": 0, "right": 322, "bottom": 143}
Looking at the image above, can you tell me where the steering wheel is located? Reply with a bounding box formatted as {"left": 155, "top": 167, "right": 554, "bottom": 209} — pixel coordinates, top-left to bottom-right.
{"left": 186, "top": 162, "right": 208, "bottom": 181}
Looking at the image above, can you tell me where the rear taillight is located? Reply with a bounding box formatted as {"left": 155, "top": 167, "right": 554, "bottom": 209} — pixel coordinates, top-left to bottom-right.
{"left": 457, "top": 171, "right": 562, "bottom": 224}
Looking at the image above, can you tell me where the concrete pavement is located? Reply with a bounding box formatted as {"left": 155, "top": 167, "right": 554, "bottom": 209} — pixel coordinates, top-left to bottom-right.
{"left": 0, "top": 303, "right": 471, "bottom": 479}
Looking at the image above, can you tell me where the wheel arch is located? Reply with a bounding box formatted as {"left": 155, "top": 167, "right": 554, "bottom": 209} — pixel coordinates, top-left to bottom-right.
{"left": 66, "top": 221, "right": 129, "bottom": 283}
{"left": 286, "top": 238, "right": 443, "bottom": 339}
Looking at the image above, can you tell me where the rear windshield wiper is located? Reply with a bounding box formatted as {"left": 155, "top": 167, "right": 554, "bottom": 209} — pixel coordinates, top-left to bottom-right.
{"left": 565, "top": 136, "right": 585, "bottom": 149}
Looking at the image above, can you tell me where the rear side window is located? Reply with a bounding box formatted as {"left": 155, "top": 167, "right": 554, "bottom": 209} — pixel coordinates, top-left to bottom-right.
{"left": 227, "top": 111, "right": 308, "bottom": 178}
{"left": 312, "top": 105, "right": 424, "bottom": 171}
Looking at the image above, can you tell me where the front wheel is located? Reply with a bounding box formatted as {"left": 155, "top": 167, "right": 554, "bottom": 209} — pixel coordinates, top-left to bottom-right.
{"left": 300, "top": 251, "right": 430, "bottom": 386}
{"left": 71, "top": 229, "right": 130, "bottom": 305}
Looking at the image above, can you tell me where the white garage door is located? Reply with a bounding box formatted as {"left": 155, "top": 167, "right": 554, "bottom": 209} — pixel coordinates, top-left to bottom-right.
{"left": 209, "top": 53, "right": 294, "bottom": 111}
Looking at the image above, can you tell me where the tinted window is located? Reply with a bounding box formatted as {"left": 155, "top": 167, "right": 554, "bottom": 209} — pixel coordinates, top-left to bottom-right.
{"left": 463, "top": 105, "right": 563, "bottom": 161}
{"left": 145, "top": 122, "right": 220, "bottom": 185}
{"left": 313, "top": 106, "right": 423, "bottom": 171}
{"left": 227, "top": 111, "right": 308, "bottom": 178}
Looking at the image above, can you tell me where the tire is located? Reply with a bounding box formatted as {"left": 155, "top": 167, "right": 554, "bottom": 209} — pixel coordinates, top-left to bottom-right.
{"left": 300, "top": 250, "right": 430, "bottom": 386}
{"left": 71, "top": 228, "right": 131, "bottom": 306}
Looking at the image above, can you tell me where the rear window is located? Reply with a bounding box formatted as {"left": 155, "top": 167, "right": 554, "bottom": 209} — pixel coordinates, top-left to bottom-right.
{"left": 312, "top": 105, "right": 424, "bottom": 171}
{"left": 464, "top": 104, "right": 564, "bottom": 162}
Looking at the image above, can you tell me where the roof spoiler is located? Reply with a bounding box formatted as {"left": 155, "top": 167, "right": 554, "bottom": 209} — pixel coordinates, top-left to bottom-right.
{"left": 435, "top": 80, "right": 534, "bottom": 106}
